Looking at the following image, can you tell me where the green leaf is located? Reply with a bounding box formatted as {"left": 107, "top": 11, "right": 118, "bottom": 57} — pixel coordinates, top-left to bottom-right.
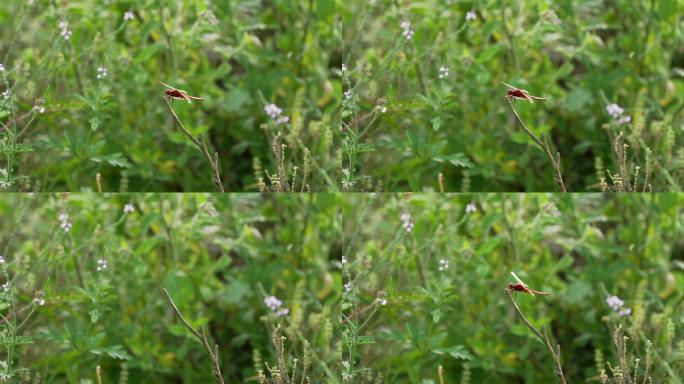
{"left": 432, "top": 153, "right": 473, "bottom": 168}
{"left": 90, "top": 153, "right": 132, "bottom": 168}
{"left": 222, "top": 278, "right": 250, "bottom": 304}
{"left": 91, "top": 345, "right": 132, "bottom": 360}
{"left": 89, "top": 116, "right": 101, "bottom": 132}
{"left": 476, "top": 237, "right": 502, "bottom": 256}
{"left": 432, "top": 345, "right": 473, "bottom": 360}
{"left": 223, "top": 87, "right": 251, "bottom": 112}
{"left": 563, "top": 87, "right": 593, "bottom": 113}
{"left": 133, "top": 44, "right": 161, "bottom": 64}
{"left": 658, "top": 0, "right": 677, "bottom": 20}
{"left": 163, "top": 269, "right": 194, "bottom": 311}
{"left": 431, "top": 309, "right": 443, "bottom": 324}
{"left": 431, "top": 116, "right": 442, "bottom": 132}
{"left": 476, "top": 44, "right": 501, "bottom": 63}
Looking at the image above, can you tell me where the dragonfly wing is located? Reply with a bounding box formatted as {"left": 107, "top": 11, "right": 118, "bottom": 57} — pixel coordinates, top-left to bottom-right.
{"left": 160, "top": 81, "right": 175, "bottom": 90}
{"left": 510, "top": 271, "right": 525, "bottom": 285}
{"left": 529, "top": 288, "right": 550, "bottom": 295}
{"left": 502, "top": 81, "right": 517, "bottom": 90}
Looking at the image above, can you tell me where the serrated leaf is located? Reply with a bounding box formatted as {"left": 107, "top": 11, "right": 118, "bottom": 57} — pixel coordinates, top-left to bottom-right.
{"left": 91, "top": 345, "right": 132, "bottom": 360}
{"left": 90, "top": 153, "right": 132, "bottom": 168}
{"left": 431, "top": 309, "right": 442, "bottom": 324}
{"left": 432, "top": 153, "right": 473, "bottom": 168}
{"left": 432, "top": 345, "right": 473, "bottom": 360}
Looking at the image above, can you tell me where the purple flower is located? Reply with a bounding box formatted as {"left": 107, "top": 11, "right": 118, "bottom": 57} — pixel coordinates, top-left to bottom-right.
{"left": 606, "top": 295, "right": 624, "bottom": 311}
{"left": 606, "top": 103, "right": 624, "bottom": 118}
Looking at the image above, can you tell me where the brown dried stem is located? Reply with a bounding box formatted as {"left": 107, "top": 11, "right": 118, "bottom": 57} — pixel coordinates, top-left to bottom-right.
{"left": 162, "top": 288, "right": 225, "bottom": 384}
{"left": 505, "top": 289, "right": 567, "bottom": 384}
{"left": 505, "top": 98, "right": 567, "bottom": 192}
{"left": 163, "top": 97, "right": 224, "bottom": 192}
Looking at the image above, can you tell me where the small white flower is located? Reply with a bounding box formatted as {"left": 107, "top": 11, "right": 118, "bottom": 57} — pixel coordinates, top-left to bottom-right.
{"left": 606, "top": 103, "right": 624, "bottom": 118}
{"left": 438, "top": 258, "right": 449, "bottom": 271}
{"left": 96, "top": 66, "right": 108, "bottom": 80}
{"left": 341, "top": 179, "right": 355, "bottom": 190}
{"left": 123, "top": 203, "right": 134, "bottom": 213}
{"left": 400, "top": 212, "right": 414, "bottom": 232}
{"left": 58, "top": 212, "right": 72, "bottom": 232}
{"left": 380, "top": 106, "right": 387, "bottom": 113}
{"left": 275, "top": 115, "right": 289, "bottom": 126}
{"left": 466, "top": 11, "right": 476, "bottom": 21}
{"left": 400, "top": 20, "right": 414, "bottom": 40}
{"left": 275, "top": 308, "right": 289, "bottom": 317}
{"left": 34, "top": 298, "right": 45, "bottom": 306}
{"left": 465, "top": 203, "right": 476, "bottom": 213}
{"left": 618, "top": 307, "right": 632, "bottom": 317}
{"left": 341, "top": 255, "right": 347, "bottom": 264}
{"left": 2, "top": 90, "right": 9, "bottom": 100}
{"left": 0, "top": 256, "right": 4, "bottom": 264}
{"left": 344, "top": 282, "right": 352, "bottom": 292}
{"left": 33, "top": 105, "right": 45, "bottom": 114}
{"left": 344, "top": 89, "right": 353, "bottom": 100}
{"left": 1, "top": 282, "right": 8, "bottom": 292}
{"left": 60, "top": 221, "right": 72, "bottom": 232}
{"left": 58, "top": 21, "right": 72, "bottom": 40}
{"left": 96, "top": 258, "right": 108, "bottom": 271}
{"left": 376, "top": 298, "right": 387, "bottom": 306}
{"left": 341, "top": 63, "right": 347, "bottom": 72}
{"left": 124, "top": 11, "right": 134, "bottom": 21}
{"left": 438, "top": 66, "right": 449, "bottom": 79}
{"left": 0, "top": 64, "right": 5, "bottom": 72}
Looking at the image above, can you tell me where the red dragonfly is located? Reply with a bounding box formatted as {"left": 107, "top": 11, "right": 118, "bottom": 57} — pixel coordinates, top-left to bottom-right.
{"left": 160, "top": 81, "right": 205, "bottom": 103}
{"left": 502, "top": 82, "right": 547, "bottom": 103}
{"left": 508, "top": 271, "right": 550, "bottom": 296}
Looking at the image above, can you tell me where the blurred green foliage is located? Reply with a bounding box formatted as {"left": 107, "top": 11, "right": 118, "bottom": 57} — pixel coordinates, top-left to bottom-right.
{"left": 342, "top": 0, "right": 684, "bottom": 191}
{"left": 0, "top": 193, "right": 340, "bottom": 383}
{"left": 0, "top": 0, "right": 340, "bottom": 191}
{"left": 342, "top": 193, "right": 684, "bottom": 382}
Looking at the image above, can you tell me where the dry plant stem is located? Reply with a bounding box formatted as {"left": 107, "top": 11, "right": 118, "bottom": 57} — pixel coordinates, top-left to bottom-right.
{"left": 163, "top": 97, "right": 225, "bottom": 192}
{"left": 505, "top": 289, "right": 567, "bottom": 384}
{"left": 505, "top": 98, "right": 567, "bottom": 192}
{"left": 162, "top": 288, "right": 226, "bottom": 384}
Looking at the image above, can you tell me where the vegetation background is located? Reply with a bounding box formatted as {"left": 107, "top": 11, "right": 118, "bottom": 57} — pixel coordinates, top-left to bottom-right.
{"left": 342, "top": 193, "right": 684, "bottom": 383}
{"left": 0, "top": 193, "right": 340, "bottom": 383}
{"left": 342, "top": 0, "right": 683, "bottom": 192}
{"left": 0, "top": 0, "right": 340, "bottom": 192}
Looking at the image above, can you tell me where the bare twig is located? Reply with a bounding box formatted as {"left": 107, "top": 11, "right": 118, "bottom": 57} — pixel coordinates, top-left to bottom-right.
{"left": 505, "top": 289, "right": 567, "bottom": 384}
{"left": 163, "top": 97, "right": 225, "bottom": 192}
{"left": 162, "top": 288, "right": 226, "bottom": 384}
{"left": 505, "top": 98, "right": 567, "bottom": 192}
{"left": 96, "top": 365, "right": 103, "bottom": 384}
